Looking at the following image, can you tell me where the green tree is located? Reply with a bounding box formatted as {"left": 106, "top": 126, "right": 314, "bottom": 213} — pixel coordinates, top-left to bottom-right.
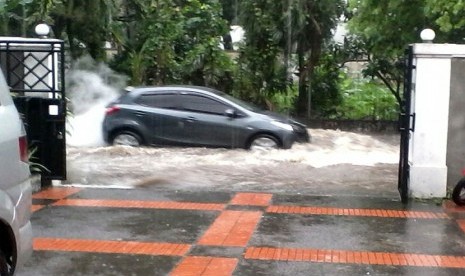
{"left": 424, "top": 0, "right": 465, "bottom": 43}
{"left": 0, "top": 0, "right": 34, "bottom": 36}
{"left": 234, "top": 0, "right": 286, "bottom": 108}
{"left": 292, "top": 0, "right": 344, "bottom": 117}
{"left": 336, "top": 77, "right": 398, "bottom": 120}
{"left": 0, "top": 0, "right": 115, "bottom": 61}
{"left": 236, "top": 0, "right": 344, "bottom": 114}
{"left": 219, "top": 0, "right": 239, "bottom": 50}
{"left": 112, "top": 0, "right": 233, "bottom": 88}
{"left": 48, "top": 0, "right": 115, "bottom": 61}
{"left": 311, "top": 50, "right": 343, "bottom": 118}
{"left": 347, "top": 0, "right": 465, "bottom": 111}
{"left": 425, "top": 0, "right": 465, "bottom": 35}
{"left": 347, "top": 0, "right": 431, "bottom": 108}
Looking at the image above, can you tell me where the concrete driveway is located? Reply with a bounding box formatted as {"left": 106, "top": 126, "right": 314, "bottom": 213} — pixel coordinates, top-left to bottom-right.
{"left": 16, "top": 184, "right": 465, "bottom": 276}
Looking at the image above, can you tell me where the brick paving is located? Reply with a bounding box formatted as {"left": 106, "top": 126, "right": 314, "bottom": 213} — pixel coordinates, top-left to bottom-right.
{"left": 21, "top": 186, "right": 465, "bottom": 275}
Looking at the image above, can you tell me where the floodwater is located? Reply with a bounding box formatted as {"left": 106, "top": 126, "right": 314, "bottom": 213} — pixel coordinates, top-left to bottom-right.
{"left": 63, "top": 65, "right": 401, "bottom": 198}
{"left": 65, "top": 128, "right": 400, "bottom": 198}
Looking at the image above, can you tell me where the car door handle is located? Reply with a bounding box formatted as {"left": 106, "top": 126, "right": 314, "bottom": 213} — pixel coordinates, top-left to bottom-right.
{"left": 134, "top": 111, "right": 145, "bottom": 117}
{"left": 185, "top": 116, "right": 197, "bottom": 122}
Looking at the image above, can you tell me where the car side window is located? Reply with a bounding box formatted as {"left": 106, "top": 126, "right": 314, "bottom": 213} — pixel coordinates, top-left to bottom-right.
{"left": 179, "top": 94, "right": 230, "bottom": 115}
{"left": 135, "top": 93, "right": 178, "bottom": 109}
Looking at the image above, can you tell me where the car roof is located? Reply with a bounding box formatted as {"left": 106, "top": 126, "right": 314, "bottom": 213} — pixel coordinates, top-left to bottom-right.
{"left": 126, "top": 85, "right": 223, "bottom": 97}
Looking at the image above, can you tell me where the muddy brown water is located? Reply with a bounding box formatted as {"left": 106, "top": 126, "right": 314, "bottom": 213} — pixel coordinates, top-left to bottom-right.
{"left": 64, "top": 129, "right": 400, "bottom": 198}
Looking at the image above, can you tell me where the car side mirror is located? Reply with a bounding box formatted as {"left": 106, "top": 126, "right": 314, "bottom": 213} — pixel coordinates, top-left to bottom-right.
{"left": 225, "top": 108, "right": 237, "bottom": 118}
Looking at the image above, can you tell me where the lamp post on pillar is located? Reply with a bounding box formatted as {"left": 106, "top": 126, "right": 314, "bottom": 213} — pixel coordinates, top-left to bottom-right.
{"left": 420, "top": 28, "right": 435, "bottom": 43}
{"left": 34, "top": 23, "right": 50, "bottom": 39}
{"left": 23, "top": 23, "right": 58, "bottom": 99}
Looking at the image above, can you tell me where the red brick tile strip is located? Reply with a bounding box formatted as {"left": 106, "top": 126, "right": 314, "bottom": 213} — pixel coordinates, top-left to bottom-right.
{"left": 197, "top": 211, "right": 262, "bottom": 247}
{"left": 34, "top": 238, "right": 190, "bottom": 256}
{"left": 267, "top": 205, "right": 449, "bottom": 219}
{"left": 52, "top": 199, "right": 225, "bottom": 211}
{"left": 33, "top": 190, "right": 462, "bottom": 274}
{"left": 443, "top": 200, "right": 465, "bottom": 213}
{"left": 244, "top": 247, "right": 465, "bottom": 268}
{"left": 32, "top": 187, "right": 82, "bottom": 200}
{"left": 31, "top": 205, "right": 44, "bottom": 212}
{"left": 170, "top": 256, "right": 238, "bottom": 276}
{"left": 457, "top": 220, "right": 465, "bottom": 233}
{"left": 230, "top": 193, "right": 272, "bottom": 206}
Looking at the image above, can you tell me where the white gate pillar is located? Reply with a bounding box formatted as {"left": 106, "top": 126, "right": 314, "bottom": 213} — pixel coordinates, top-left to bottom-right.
{"left": 409, "top": 44, "right": 465, "bottom": 198}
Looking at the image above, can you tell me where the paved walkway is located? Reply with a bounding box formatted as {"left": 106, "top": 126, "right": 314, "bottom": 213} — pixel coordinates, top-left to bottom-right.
{"left": 16, "top": 186, "right": 465, "bottom": 275}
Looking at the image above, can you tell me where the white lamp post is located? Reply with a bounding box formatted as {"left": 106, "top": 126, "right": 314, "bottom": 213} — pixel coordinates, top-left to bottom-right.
{"left": 420, "top": 28, "right": 435, "bottom": 43}
{"left": 35, "top": 23, "right": 50, "bottom": 38}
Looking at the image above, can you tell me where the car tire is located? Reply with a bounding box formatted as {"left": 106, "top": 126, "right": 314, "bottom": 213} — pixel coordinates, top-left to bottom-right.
{"left": 0, "top": 249, "right": 10, "bottom": 276}
{"left": 112, "top": 131, "right": 142, "bottom": 147}
{"left": 452, "top": 178, "right": 465, "bottom": 206}
{"left": 248, "top": 134, "right": 280, "bottom": 150}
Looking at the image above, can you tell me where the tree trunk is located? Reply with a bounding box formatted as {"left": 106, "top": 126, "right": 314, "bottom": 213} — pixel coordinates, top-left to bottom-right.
{"left": 295, "top": 36, "right": 322, "bottom": 118}
{"left": 296, "top": 45, "right": 308, "bottom": 117}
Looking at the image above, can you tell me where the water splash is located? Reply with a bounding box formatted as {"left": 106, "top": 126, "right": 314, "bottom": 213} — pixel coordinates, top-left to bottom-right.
{"left": 66, "top": 56, "right": 127, "bottom": 147}
{"left": 65, "top": 129, "right": 400, "bottom": 193}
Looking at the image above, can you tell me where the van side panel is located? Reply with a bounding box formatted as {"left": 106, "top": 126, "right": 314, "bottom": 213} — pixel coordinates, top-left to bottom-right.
{"left": 0, "top": 106, "right": 27, "bottom": 189}
{"left": 0, "top": 68, "right": 32, "bottom": 271}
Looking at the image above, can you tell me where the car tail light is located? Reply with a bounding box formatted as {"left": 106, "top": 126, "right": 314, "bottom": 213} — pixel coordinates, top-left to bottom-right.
{"left": 105, "top": 106, "right": 121, "bottom": 115}
{"left": 19, "top": 135, "right": 28, "bottom": 163}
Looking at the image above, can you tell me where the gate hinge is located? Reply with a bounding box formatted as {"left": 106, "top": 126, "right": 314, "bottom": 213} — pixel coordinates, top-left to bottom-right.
{"left": 398, "top": 112, "right": 415, "bottom": 132}
{"left": 410, "top": 113, "right": 415, "bottom": 132}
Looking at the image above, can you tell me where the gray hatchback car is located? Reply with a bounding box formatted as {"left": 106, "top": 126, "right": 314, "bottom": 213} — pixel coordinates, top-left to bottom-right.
{"left": 102, "top": 86, "right": 310, "bottom": 150}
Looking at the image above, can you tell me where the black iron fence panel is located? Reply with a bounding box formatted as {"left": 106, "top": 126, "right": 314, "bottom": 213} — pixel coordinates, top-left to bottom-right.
{"left": 0, "top": 39, "right": 65, "bottom": 98}
{"left": 0, "top": 38, "right": 66, "bottom": 184}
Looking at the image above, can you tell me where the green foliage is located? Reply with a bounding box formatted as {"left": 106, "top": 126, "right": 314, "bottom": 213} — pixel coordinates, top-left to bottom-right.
{"left": 0, "top": 0, "right": 115, "bottom": 60}
{"left": 219, "top": 0, "right": 238, "bottom": 24}
{"left": 49, "top": 0, "right": 115, "bottom": 61}
{"left": 28, "top": 146, "right": 50, "bottom": 174}
{"left": 1, "top": 0, "right": 404, "bottom": 121}
{"left": 310, "top": 52, "right": 343, "bottom": 118}
{"left": 233, "top": 0, "right": 344, "bottom": 115}
{"left": 233, "top": 0, "right": 286, "bottom": 106}
{"left": 425, "top": 0, "right": 465, "bottom": 37}
{"left": 336, "top": 77, "right": 398, "bottom": 120}
{"left": 347, "top": 0, "right": 465, "bottom": 110}
{"left": 111, "top": 0, "right": 233, "bottom": 89}
{"left": 292, "top": 0, "right": 345, "bottom": 116}
{"left": 260, "top": 85, "right": 297, "bottom": 114}
{"left": 348, "top": 0, "right": 427, "bottom": 55}
{"left": 347, "top": 0, "right": 430, "bottom": 107}
{"left": 0, "top": 0, "right": 30, "bottom": 36}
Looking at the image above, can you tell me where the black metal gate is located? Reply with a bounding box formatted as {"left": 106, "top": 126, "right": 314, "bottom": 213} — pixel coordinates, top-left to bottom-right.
{"left": 0, "top": 38, "right": 66, "bottom": 186}
{"left": 398, "top": 45, "right": 415, "bottom": 203}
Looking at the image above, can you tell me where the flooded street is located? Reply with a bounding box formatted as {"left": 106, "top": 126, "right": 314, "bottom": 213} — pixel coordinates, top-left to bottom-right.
{"left": 65, "top": 129, "right": 401, "bottom": 198}
{"left": 63, "top": 69, "right": 401, "bottom": 199}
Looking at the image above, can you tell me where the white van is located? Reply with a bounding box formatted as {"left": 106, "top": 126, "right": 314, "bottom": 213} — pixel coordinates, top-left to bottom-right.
{"left": 0, "top": 69, "right": 32, "bottom": 275}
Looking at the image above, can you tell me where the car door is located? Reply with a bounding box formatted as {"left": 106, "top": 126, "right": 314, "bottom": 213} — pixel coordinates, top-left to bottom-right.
{"left": 178, "top": 93, "right": 243, "bottom": 147}
{"left": 134, "top": 92, "right": 186, "bottom": 145}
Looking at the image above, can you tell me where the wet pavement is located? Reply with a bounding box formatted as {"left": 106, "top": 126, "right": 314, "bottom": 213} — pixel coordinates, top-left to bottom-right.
{"left": 16, "top": 185, "right": 465, "bottom": 275}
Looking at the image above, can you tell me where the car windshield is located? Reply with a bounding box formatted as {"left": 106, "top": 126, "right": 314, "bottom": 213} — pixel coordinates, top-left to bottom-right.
{"left": 214, "top": 91, "right": 261, "bottom": 112}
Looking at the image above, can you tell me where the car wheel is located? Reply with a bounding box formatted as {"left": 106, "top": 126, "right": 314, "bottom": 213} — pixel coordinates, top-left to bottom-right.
{"left": 452, "top": 178, "right": 465, "bottom": 206}
{"left": 112, "top": 131, "right": 142, "bottom": 147}
{"left": 0, "top": 249, "right": 10, "bottom": 276}
{"left": 249, "top": 134, "right": 279, "bottom": 150}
